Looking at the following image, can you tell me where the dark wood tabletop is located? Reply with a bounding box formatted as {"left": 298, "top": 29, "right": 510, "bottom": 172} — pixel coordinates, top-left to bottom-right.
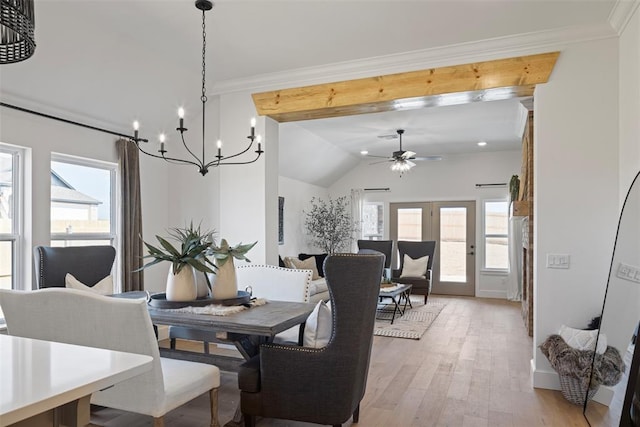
{"left": 148, "top": 300, "right": 316, "bottom": 337}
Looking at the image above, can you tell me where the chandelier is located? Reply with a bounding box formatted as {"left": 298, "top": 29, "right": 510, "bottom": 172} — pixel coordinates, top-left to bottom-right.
{"left": 131, "top": 0, "right": 263, "bottom": 176}
{"left": 0, "top": 0, "right": 36, "bottom": 64}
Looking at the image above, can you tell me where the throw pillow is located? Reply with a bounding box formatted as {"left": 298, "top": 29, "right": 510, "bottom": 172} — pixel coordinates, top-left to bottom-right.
{"left": 558, "top": 325, "right": 607, "bottom": 354}
{"left": 298, "top": 253, "right": 328, "bottom": 277}
{"left": 400, "top": 254, "right": 429, "bottom": 278}
{"left": 303, "top": 300, "right": 332, "bottom": 348}
{"left": 283, "top": 256, "right": 298, "bottom": 269}
{"left": 65, "top": 273, "right": 113, "bottom": 296}
{"left": 290, "top": 256, "right": 321, "bottom": 280}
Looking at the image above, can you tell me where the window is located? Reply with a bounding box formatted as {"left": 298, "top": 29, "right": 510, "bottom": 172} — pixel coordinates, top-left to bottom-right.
{"left": 362, "top": 202, "right": 383, "bottom": 240}
{"left": 0, "top": 145, "right": 23, "bottom": 320}
{"left": 483, "top": 200, "right": 509, "bottom": 271}
{"left": 50, "top": 155, "right": 117, "bottom": 247}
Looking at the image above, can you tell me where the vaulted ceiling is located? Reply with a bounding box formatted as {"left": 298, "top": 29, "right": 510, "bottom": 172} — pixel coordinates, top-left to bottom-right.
{"left": 0, "top": 0, "right": 625, "bottom": 186}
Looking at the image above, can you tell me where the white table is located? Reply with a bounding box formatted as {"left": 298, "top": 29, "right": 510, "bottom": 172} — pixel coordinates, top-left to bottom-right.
{"left": 0, "top": 334, "right": 153, "bottom": 427}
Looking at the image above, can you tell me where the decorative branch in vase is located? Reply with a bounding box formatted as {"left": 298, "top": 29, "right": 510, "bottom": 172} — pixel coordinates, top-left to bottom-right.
{"left": 209, "top": 239, "right": 257, "bottom": 300}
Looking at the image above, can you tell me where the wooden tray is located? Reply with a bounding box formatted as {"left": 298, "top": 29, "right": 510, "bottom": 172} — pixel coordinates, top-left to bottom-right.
{"left": 148, "top": 291, "right": 251, "bottom": 309}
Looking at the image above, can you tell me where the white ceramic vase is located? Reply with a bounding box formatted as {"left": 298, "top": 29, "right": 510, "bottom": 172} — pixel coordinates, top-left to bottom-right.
{"left": 166, "top": 265, "right": 197, "bottom": 301}
{"left": 211, "top": 257, "right": 238, "bottom": 300}
{"left": 193, "top": 268, "right": 210, "bottom": 298}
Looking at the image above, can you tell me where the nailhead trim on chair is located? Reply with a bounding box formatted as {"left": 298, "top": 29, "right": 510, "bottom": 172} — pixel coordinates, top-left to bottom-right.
{"left": 236, "top": 264, "right": 312, "bottom": 302}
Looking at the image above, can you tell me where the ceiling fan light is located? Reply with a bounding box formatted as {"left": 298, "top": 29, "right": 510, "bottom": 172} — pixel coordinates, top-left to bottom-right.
{"left": 390, "top": 159, "right": 414, "bottom": 173}
{"left": 360, "top": 150, "right": 368, "bottom": 155}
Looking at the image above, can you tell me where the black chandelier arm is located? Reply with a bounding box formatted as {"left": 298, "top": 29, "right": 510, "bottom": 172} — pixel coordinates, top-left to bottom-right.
{"left": 132, "top": 139, "right": 203, "bottom": 169}
{"left": 203, "top": 150, "right": 263, "bottom": 168}
{"left": 178, "top": 132, "right": 206, "bottom": 166}
{"left": 214, "top": 137, "right": 256, "bottom": 162}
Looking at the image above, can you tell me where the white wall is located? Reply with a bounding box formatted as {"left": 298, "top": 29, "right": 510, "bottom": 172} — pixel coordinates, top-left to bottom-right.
{"left": 0, "top": 107, "right": 170, "bottom": 291}
{"left": 532, "top": 38, "right": 620, "bottom": 388}
{"left": 619, "top": 5, "right": 640, "bottom": 200}
{"left": 278, "top": 176, "right": 329, "bottom": 257}
{"left": 329, "top": 149, "right": 521, "bottom": 298}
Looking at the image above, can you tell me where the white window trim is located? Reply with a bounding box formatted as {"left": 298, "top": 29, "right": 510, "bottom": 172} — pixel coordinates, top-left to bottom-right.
{"left": 481, "top": 198, "right": 509, "bottom": 273}
{"left": 50, "top": 154, "right": 119, "bottom": 289}
{"left": 0, "top": 145, "right": 24, "bottom": 292}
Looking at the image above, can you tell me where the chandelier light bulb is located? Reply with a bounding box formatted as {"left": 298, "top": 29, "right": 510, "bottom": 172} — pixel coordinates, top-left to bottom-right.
{"left": 133, "top": 121, "right": 139, "bottom": 131}
{"left": 256, "top": 135, "right": 262, "bottom": 143}
{"left": 178, "top": 107, "right": 185, "bottom": 118}
{"left": 250, "top": 117, "right": 256, "bottom": 127}
{"left": 159, "top": 133, "right": 166, "bottom": 143}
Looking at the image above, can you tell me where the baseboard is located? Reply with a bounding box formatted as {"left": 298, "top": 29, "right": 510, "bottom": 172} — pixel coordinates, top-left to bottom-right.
{"left": 531, "top": 359, "right": 614, "bottom": 406}
{"left": 475, "top": 290, "right": 507, "bottom": 299}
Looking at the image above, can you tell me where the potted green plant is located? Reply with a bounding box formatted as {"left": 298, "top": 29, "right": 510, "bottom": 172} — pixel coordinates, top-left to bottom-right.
{"left": 141, "top": 222, "right": 216, "bottom": 301}
{"left": 209, "top": 239, "right": 257, "bottom": 299}
{"left": 304, "top": 195, "right": 358, "bottom": 254}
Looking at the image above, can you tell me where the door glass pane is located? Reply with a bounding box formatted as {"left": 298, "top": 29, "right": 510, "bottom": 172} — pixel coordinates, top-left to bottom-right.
{"left": 440, "top": 207, "right": 466, "bottom": 282}
{"left": 51, "top": 161, "right": 111, "bottom": 235}
{"left": 397, "top": 208, "right": 422, "bottom": 241}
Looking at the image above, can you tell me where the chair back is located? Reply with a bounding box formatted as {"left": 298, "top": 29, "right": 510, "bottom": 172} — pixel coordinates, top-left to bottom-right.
{"left": 34, "top": 245, "right": 116, "bottom": 288}
{"left": 357, "top": 239, "right": 392, "bottom": 268}
{"left": 397, "top": 240, "right": 436, "bottom": 273}
{"left": 0, "top": 288, "right": 164, "bottom": 411}
{"left": 236, "top": 264, "right": 312, "bottom": 302}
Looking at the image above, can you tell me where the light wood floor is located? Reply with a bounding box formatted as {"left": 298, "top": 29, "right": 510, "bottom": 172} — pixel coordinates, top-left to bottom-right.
{"left": 90, "top": 296, "right": 595, "bottom": 427}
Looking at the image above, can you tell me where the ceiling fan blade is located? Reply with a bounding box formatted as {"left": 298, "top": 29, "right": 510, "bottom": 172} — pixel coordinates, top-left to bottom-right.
{"left": 401, "top": 151, "right": 416, "bottom": 159}
{"left": 369, "top": 159, "right": 393, "bottom": 165}
{"left": 366, "top": 154, "right": 392, "bottom": 159}
{"left": 413, "top": 155, "right": 443, "bottom": 161}
{"left": 406, "top": 160, "right": 416, "bottom": 168}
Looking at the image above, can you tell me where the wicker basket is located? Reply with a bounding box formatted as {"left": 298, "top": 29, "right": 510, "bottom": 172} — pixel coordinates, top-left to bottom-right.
{"left": 559, "top": 375, "right": 599, "bottom": 405}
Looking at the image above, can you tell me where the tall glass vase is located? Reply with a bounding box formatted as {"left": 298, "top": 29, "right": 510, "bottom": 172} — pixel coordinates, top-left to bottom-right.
{"left": 211, "top": 257, "right": 238, "bottom": 300}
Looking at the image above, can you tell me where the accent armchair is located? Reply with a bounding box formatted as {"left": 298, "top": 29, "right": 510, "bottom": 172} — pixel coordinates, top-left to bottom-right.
{"left": 357, "top": 239, "right": 393, "bottom": 269}
{"left": 237, "top": 253, "right": 385, "bottom": 427}
{"left": 0, "top": 288, "right": 221, "bottom": 427}
{"left": 392, "top": 240, "right": 436, "bottom": 304}
{"left": 33, "top": 245, "right": 116, "bottom": 288}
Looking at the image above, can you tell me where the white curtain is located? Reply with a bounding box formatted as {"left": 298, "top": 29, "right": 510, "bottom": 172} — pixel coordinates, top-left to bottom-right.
{"left": 350, "top": 188, "right": 364, "bottom": 252}
{"left": 506, "top": 215, "right": 525, "bottom": 301}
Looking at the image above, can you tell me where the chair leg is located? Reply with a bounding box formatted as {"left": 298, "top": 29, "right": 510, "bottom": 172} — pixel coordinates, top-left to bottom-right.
{"left": 424, "top": 295, "right": 428, "bottom": 304}
{"left": 170, "top": 338, "right": 176, "bottom": 350}
{"left": 353, "top": 403, "right": 360, "bottom": 423}
{"left": 209, "top": 388, "right": 220, "bottom": 427}
{"left": 244, "top": 413, "right": 256, "bottom": 427}
{"left": 204, "top": 341, "right": 210, "bottom": 354}
{"left": 153, "top": 416, "right": 164, "bottom": 427}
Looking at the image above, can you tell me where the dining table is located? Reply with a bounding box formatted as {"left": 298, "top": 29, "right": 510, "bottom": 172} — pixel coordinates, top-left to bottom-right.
{"left": 147, "top": 299, "right": 316, "bottom": 371}
{"left": 0, "top": 334, "right": 153, "bottom": 427}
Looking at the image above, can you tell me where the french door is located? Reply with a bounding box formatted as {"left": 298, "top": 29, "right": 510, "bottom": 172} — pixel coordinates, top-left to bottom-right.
{"left": 390, "top": 201, "right": 476, "bottom": 296}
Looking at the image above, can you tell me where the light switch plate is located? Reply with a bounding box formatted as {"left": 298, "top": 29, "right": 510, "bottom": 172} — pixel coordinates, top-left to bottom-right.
{"left": 616, "top": 262, "right": 640, "bottom": 283}
{"left": 547, "top": 254, "right": 570, "bottom": 269}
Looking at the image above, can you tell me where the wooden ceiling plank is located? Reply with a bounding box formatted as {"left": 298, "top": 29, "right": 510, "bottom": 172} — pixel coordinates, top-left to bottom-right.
{"left": 252, "top": 52, "right": 559, "bottom": 122}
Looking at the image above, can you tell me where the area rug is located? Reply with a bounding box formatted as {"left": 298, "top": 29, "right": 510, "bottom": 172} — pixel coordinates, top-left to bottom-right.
{"left": 373, "top": 301, "right": 445, "bottom": 340}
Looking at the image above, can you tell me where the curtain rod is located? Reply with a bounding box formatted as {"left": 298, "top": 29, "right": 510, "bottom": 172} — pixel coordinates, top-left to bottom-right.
{"left": 475, "top": 183, "right": 507, "bottom": 188}
{"left": 0, "top": 102, "right": 147, "bottom": 142}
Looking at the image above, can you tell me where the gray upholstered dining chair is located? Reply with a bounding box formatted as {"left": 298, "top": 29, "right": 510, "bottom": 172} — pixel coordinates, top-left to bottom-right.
{"left": 33, "top": 245, "right": 116, "bottom": 288}
{"left": 237, "top": 252, "right": 385, "bottom": 427}
{"left": 392, "top": 240, "right": 436, "bottom": 304}
{"left": 0, "top": 288, "right": 221, "bottom": 427}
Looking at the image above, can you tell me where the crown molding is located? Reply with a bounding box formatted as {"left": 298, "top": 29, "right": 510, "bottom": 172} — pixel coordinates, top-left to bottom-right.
{"left": 609, "top": 0, "right": 640, "bottom": 34}
{"left": 212, "top": 23, "right": 617, "bottom": 96}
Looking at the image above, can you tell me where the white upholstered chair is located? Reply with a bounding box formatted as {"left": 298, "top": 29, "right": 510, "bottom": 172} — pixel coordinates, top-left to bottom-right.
{"left": 170, "top": 265, "right": 313, "bottom": 349}
{"left": 0, "top": 288, "right": 221, "bottom": 427}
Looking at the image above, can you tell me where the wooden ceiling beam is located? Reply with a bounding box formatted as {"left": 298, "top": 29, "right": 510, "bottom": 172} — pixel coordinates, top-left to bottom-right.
{"left": 252, "top": 52, "right": 559, "bottom": 123}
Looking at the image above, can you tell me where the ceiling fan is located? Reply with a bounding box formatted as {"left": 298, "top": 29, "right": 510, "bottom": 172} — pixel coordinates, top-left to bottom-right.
{"left": 364, "top": 129, "right": 442, "bottom": 175}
